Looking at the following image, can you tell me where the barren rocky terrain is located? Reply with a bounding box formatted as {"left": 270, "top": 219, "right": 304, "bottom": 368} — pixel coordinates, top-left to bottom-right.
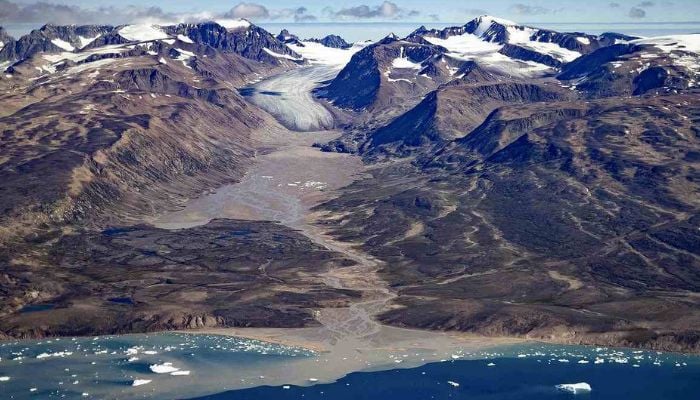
{"left": 0, "top": 17, "right": 699, "bottom": 354}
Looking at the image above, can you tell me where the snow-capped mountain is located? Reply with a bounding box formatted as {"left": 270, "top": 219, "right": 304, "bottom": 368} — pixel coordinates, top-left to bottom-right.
{"left": 408, "top": 15, "right": 601, "bottom": 70}
{"left": 317, "top": 15, "right": 700, "bottom": 116}
{"left": 559, "top": 34, "right": 700, "bottom": 96}
{"left": 0, "top": 24, "right": 113, "bottom": 64}
{"left": 0, "top": 19, "right": 301, "bottom": 75}
{"left": 0, "top": 27, "right": 13, "bottom": 51}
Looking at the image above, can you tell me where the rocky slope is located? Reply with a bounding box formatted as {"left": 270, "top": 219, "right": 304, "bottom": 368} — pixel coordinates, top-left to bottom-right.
{"left": 0, "top": 20, "right": 348, "bottom": 337}
{"left": 307, "top": 34, "right": 351, "bottom": 49}
{"left": 314, "top": 21, "right": 700, "bottom": 352}
{"left": 318, "top": 93, "right": 700, "bottom": 353}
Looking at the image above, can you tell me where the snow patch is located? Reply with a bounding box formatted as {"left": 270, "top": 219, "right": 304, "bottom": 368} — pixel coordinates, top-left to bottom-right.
{"left": 474, "top": 15, "right": 518, "bottom": 36}
{"left": 42, "top": 44, "right": 126, "bottom": 64}
{"left": 177, "top": 34, "right": 194, "bottom": 44}
{"left": 391, "top": 47, "right": 423, "bottom": 69}
{"left": 51, "top": 38, "right": 75, "bottom": 52}
{"left": 119, "top": 25, "right": 169, "bottom": 42}
{"left": 216, "top": 19, "right": 251, "bottom": 30}
{"left": 263, "top": 48, "right": 302, "bottom": 61}
{"left": 632, "top": 34, "right": 700, "bottom": 54}
{"left": 287, "top": 41, "right": 364, "bottom": 66}
{"left": 78, "top": 35, "right": 100, "bottom": 49}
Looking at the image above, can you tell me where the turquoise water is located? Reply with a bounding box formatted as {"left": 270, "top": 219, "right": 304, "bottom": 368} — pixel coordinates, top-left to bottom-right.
{"left": 0, "top": 333, "right": 314, "bottom": 399}
{"left": 194, "top": 343, "right": 700, "bottom": 400}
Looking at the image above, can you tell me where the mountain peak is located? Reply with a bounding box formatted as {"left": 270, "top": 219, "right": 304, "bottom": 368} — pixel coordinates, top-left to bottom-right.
{"left": 472, "top": 15, "right": 519, "bottom": 27}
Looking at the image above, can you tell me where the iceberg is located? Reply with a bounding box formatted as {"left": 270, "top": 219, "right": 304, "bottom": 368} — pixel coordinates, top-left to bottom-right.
{"left": 149, "top": 362, "right": 180, "bottom": 374}
{"left": 556, "top": 382, "right": 592, "bottom": 394}
{"left": 170, "top": 370, "right": 191, "bottom": 376}
{"left": 131, "top": 379, "right": 152, "bottom": 387}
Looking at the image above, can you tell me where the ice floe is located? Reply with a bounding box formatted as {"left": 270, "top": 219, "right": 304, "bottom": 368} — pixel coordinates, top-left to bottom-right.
{"left": 556, "top": 382, "right": 592, "bottom": 394}
{"left": 170, "top": 370, "right": 191, "bottom": 376}
{"left": 150, "top": 362, "right": 180, "bottom": 374}
{"left": 131, "top": 379, "right": 152, "bottom": 387}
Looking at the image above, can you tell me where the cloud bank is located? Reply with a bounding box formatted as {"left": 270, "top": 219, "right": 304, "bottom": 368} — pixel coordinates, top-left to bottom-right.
{"left": 323, "top": 1, "right": 420, "bottom": 20}
{"left": 0, "top": 1, "right": 319, "bottom": 25}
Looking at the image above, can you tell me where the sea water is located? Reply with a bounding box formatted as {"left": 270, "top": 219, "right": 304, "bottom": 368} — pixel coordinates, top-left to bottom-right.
{"left": 0, "top": 333, "right": 313, "bottom": 399}
{"left": 1, "top": 334, "right": 699, "bottom": 399}
{"left": 195, "top": 342, "right": 700, "bottom": 400}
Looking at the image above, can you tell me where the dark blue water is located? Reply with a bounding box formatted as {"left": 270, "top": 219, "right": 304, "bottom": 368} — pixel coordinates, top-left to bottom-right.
{"left": 193, "top": 348, "right": 700, "bottom": 400}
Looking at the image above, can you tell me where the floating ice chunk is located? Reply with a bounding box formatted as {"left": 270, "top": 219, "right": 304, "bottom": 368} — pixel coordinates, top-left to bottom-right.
{"left": 0, "top": 376, "right": 9, "bottom": 382}
{"left": 556, "top": 382, "right": 592, "bottom": 394}
{"left": 170, "top": 370, "right": 190, "bottom": 376}
{"left": 282, "top": 385, "right": 291, "bottom": 389}
{"left": 487, "top": 362, "right": 496, "bottom": 367}
{"left": 143, "top": 350, "right": 158, "bottom": 355}
{"left": 132, "top": 379, "right": 152, "bottom": 387}
{"left": 578, "top": 360, "right": 589, "bottom": 364}
{"left": 30, "top": 387, "right": 37, "bottom": 392}
{"left": 447, "top": 381, "right": 460, "bottom": 387}
{"left": 149, "top": 362, "right": 180, "bottom": 374}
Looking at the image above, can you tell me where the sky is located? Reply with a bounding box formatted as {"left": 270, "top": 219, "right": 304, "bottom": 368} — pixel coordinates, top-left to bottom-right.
{"left": 1, "top": 1, "right": 700, "bottom": 39}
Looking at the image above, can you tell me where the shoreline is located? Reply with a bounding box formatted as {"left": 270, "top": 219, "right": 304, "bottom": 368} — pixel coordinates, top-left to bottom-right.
{"left": 175, "top": 325, "right": 525, "bottom": 354}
